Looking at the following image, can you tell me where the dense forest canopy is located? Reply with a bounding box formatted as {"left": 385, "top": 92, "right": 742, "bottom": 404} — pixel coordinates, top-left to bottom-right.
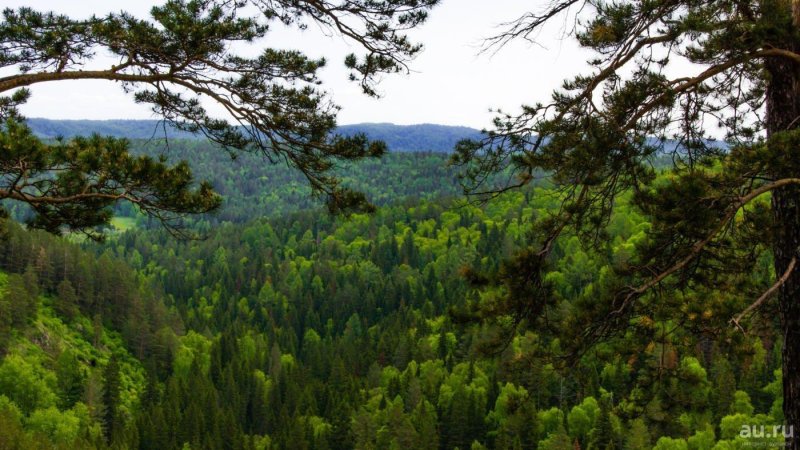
{"left": 3, "top": 139, "right": 469, "bottom": 227}
{"left": 0, "top": 145, "right": 788, "bottom": 449}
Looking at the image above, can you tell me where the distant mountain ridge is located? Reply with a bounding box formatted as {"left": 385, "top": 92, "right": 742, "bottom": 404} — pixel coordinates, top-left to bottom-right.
{"left": 24, "top": 118, "right": 726, "bottom": 154}
{"left": 25, "top": 118, "right": 483, "bottom": 153}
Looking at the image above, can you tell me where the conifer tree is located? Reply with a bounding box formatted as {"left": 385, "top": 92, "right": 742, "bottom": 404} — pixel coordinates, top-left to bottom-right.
{"left": 0, "top": 0, "right": 440, "bottom": 234}
{"left": 4, "top": 274, "right": 34, "bottom": 328}
{"left": 0, "top": 287, "right": 11, "bottom": 355}
{"left": 55, "top": 279, "right": 79, "bottom": 320}
{"left": 102, "top": 355, "right": 122, "bottom": 444}
{"left": 453, "top": 1, "right": 800, "bottom": 442}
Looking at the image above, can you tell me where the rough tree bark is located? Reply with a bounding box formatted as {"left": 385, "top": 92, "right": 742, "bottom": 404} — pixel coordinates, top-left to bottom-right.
{"left": 766, "top": 1, "right": 800, "bottom": 445}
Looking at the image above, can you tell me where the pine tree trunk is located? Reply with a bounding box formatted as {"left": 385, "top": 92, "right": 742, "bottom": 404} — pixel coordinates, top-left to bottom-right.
{"left": 772, "top": 182, "right": 800, "bottom": 449}
{"left": 765, "top": 4, "right": 800, "bottom": 443}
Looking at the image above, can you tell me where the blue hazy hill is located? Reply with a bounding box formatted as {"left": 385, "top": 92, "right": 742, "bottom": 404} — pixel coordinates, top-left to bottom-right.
{"left": 25, "top": 118, "right": 482, "bottom": 153}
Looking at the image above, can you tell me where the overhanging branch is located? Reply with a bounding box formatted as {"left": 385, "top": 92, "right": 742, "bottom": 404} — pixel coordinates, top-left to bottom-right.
{"left": 732, "top": 256, "right": 797, "bottom": 331}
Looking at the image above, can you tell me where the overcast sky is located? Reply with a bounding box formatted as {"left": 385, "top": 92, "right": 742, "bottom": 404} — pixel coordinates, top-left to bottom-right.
{"left": 3, "top": 0, "right": 594, "bottom": 129}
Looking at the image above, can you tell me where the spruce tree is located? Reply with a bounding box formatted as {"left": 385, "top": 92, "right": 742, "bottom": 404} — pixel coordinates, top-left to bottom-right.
{"left": 102, "top": 355, "right": 122, "bottom": 444}
{"left": 55, "top": 279, "right": 79, "bottom": 320}
{"left": 0, "top": 286, "right": 11, "bottom": 355}
{"left": 4, "top": 274, "right": 34, "bottom": 328}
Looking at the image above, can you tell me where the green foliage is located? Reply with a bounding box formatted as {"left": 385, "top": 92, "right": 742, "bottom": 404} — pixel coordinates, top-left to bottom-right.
{"left": 173, "top": 331, "right": 212, "bottom": 379}
{"left": 102, "top": 355, "right": 122, "bottom": 442}
{"left": 731, "top": 391, "right": 755, "bottom": 416}
{"left": 3, "top": 272, "right": 36, "bottom": 329}
{"left": 449, "top": 0, "right": 800, "bottom": 441}
{"left": 0, "top": 354, "right": 58, "bottom": 414}
{"left": 625, "top": 418, "right": 651, "bottom": 450}
{"left": 55, "top": 350, "right": 84, "bottom": 409}
{"left": 122, "top": 140, "right": 471, "bottom": 225}
{"left": 654, "top": 436, "right": 689, "bottom": 450}
{"left": 567, "top": 404, "right": 591, "bottom": 441}
{"left": 0, "top": 0, "right": 441, "bottom": 218}
{"left": 537, "top": 425, "right": 572, "bottom": 450}
{"left": 0, "top": 274, "right": 14, "bottom": 354}
{"left": 0, "top": 135, "right": 791, "bottom": 449}
{"left": 27, "top": 406, "right": 81, "bottom": 444}
{"left": 687, "top": 425, "right": 716, "bottom": 450}
{"left": 0, "top": 119, "right": 220, "bottom": 237}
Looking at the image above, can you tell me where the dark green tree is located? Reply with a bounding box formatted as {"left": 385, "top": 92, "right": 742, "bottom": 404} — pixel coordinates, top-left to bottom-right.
{"left": 103, "top": 355, "right": 122, "bottom": 444}
{"left": 588, "top": 396, "right": 618, "bottom": 450}
{"left": 54, "top": 279, "right": 79, "bottom": 320}
{"left": 55, "top": 349, "right": 85, "bottom": 409}
{"left": 327, "top": 401, "right": 354, "bottom": 450}
{"left": 0, "top": 284, "right": 11, "bottom": 355}
{"left": 0, "top": 116, "right": 219, "bottom": 238}
{"left": 4, "top": 273, "right": 34, "bottom": 328}
{"left": 710, "top": 355, "right": 737, "bottom": 423}
{"left": 0, "top": 0, "right": 440, "bottom": 234}
{"left": 21, "top": 265, "right": 39, "bottom": 299}
{"left": 452, "top": 0, "right": 800, "bottom": 446}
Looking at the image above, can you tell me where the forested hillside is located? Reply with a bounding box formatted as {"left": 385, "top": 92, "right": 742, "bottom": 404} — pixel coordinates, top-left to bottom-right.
{"left": 2, "top": 140, "right": 464, "bottom": 227}
{"left": 125, "top": 140, "right": 467, "bottom": 224}
{"left": 0, "top": 221, "right": 182, "bottom": 448}
{"left": 0, "top": 146, "right": 785, "bottom": 448}
{"left": 4, "top": 0, "right": 800, "bottom": 447}
{"left": 26, "top": 120, "right": 481, "bottom": 153}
